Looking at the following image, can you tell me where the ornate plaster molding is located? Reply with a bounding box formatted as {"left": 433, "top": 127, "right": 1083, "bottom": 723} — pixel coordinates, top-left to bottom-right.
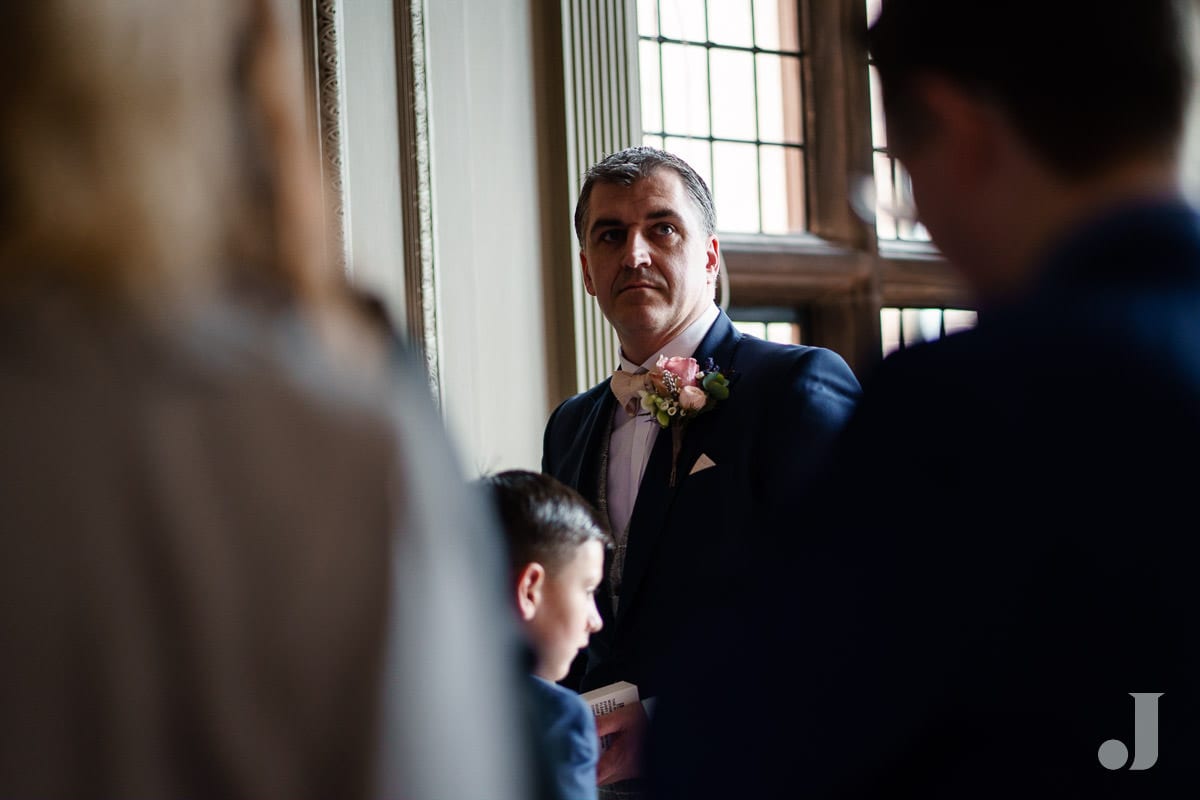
{"left": 395, "top": 0, "right": 442, "bottom": 404}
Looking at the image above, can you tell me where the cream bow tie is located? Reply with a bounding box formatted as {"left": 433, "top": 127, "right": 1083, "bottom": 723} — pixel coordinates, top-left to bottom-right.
{"left": 610, "top": 369, "right": 652, "bottom": 416}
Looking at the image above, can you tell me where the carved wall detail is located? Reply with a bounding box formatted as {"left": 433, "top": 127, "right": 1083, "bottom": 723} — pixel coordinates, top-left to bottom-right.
{"left": 396, "top": 0, "right": 441, "bottom": 403}
{"left": 305, "top": 0, "right": 441, "bottom": 400}
{"left": 561, "top": 0, "right": 641, "bottom": 391}
{"left": 314, "top": 0, "right": 349, "bottom": 273}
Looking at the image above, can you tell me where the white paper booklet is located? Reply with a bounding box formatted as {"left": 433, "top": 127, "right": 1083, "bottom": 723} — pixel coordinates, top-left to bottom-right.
{"left": 580, "top": 681, "right": 639, "bottom": 750}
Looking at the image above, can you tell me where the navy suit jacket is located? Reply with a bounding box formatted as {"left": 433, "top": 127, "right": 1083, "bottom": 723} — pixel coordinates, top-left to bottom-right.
{"left": 650, "top": 200, "right": 1200, "bottom": 797}
{"left": 527, "top": 676, "right": 598, "bottom": 800}
{"left": 542, "top": 309, "right": 861, "bottom": 696}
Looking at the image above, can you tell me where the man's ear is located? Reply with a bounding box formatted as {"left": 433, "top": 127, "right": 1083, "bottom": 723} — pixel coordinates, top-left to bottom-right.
{"left": 913, "top": 75, "right": 998, "bottom": 182}
{"left": 580, "top": 251, "right": 597, "bottom": 297}
{"left": 705, "top": 235, "right": 719, "bottom": 287}
{"left": 516, "top": 562, "right": 546, "bottom": 622}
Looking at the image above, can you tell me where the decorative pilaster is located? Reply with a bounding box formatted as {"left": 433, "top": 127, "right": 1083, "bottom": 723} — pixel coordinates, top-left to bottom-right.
{"left": 561, "top": 0, "right": 642, "bottom": 392}
{"left": 395, "top": 0, "right": 442, "bottom": 404}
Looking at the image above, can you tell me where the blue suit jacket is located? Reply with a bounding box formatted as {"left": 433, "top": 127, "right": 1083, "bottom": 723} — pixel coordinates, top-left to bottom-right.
{"left": 542, "top": 309, "right": 861, "bottom": 695}
{"left": 528, "top": 676, "right": 598, "bottom": 800}
{"left": 649, "top": 200, "right": 1200, "bottom": 797}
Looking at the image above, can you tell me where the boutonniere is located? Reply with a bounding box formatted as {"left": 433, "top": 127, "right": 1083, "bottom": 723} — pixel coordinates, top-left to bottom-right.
{"left": 639, "top": 355, "right": 730, "bottom": 428}
{"left": 639, "top": 355, "right": 731, "bottom": 486}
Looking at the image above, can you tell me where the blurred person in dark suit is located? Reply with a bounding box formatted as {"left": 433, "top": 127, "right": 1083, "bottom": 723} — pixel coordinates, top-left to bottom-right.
{"left": 649, "top": 1, "right": 1200, "bottom": 797}
{"left": 0, "top": 1, "right": 529, "bottom": 798}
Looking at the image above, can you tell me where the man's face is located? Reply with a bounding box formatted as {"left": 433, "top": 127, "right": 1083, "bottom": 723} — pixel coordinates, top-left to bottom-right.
{"left": 579, "top": 168, "right": 719, "bottom": 359}
{"left": 887, "top": 80, "right": 998, "bottom": 296}
{"left": 528, "top": 540, "right": 604, "bottom": 682}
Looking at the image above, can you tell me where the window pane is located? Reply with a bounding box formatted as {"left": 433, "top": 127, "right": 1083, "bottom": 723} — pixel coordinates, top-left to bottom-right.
{"left": 734, "top": 320, "right": 802, "bottom": 344}
{"left": 707, "top": 0, "right": 754, "bottom": 48}
{"left": 736, "top": 320, "right": 767, "bottom": 339}
{"left": 638, "top": 3, "right": 807, "bottom": 236}
{"left": 660, "top": 0, "right": 706, "bottom": 42}
{"left": 664, "top": 136, "right": 713, "bottom": 190}
{"left": 871, "top": 150, "right": 928, "bottom": 242}
{"left": 765, "top": 322, "right": 801, "bottom": 344}
{"left": 869, "top": 65, "right": 887, "bottom": 149}
{"left": 733, "top": 310, "right": 804, "bottom": 344}
{"left": 872, "top": 150, "right": 898, "bottom": 240}
{"left": 639, "top": 39, "right": 663, "bottom": 133}
{"left": 643, "top": 134, "right": 664, "bottom": 150}
{"left": 638, "top": 0, "right": 658, "bottom": 38}
{"left": 880, "top": 308, "right": 901, "bottom": 357}
{"left": 759, "top": 145, "right": 805, "bottom": 234}
{"left": 756, "top": 54, "right": 803, "bottom": 145}
{"left": 710, "top": 49, "right": 757, "bottom": 141}
{"left": 866, "top": 7, "right": 929, "bottom": 243}
{"left": 753, "top": 0, "right": 800, "bottom": 52}
{"left": 713, "top": 140, "right": 760, "bottom": 233}
{"left": 881, "top": 308, "right": 978, "bottom": 357}
{"left": 661, "top": 43, "right": 710, "bottom": 137}
{"left": 1185, "top": 42, "right": 1200, "bottom": 203}
{"left": 909, "top": 308, "right": 942, "bottom": 342}
{"left": 943, "top": 309, "right": 979, "bottom": 335}
{"left": 866, "top": 0, "right": 883, "bottom": 26}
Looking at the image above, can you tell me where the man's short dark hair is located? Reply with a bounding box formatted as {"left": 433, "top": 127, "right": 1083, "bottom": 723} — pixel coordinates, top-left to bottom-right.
{"left": 867, "top": 0, "right": 1195, "bottom": 179}
{"left": 483, "top": 470, "right": 612, "bottom": 573}
{"left": 574, "top": 146, "right": 717, "bottom": 246}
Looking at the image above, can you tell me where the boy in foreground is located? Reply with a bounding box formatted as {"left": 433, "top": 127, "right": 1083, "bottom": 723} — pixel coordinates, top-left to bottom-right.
{"left": 484, "top": 470, "right": 612, "bottom": 800}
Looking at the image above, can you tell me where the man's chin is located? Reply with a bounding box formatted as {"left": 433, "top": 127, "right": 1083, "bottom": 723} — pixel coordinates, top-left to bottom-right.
{"left": 609, "top": 304, "right": 666, "bottom": 330}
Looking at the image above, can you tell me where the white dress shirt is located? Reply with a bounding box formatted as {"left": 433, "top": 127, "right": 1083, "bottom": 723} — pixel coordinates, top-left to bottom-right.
{"left": 606, "top": 303, "right": 720, "bottom": 545}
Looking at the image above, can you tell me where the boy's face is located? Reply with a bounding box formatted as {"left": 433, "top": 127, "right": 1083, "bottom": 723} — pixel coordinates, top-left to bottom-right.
{"left": 528, "top": 540, "right": 605, "bottom": 682}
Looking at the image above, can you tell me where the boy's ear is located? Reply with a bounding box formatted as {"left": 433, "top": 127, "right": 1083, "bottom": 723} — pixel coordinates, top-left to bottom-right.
{"left": 516, "top": 562, "right": 546, "bottom": 622}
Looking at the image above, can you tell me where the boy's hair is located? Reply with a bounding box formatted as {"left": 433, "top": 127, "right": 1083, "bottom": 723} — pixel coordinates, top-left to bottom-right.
{"left": 867, "top": 0, "right": 1195, "bottom": 179}
{"left": 483, "top": 470, "right": 612, "bottom": 573}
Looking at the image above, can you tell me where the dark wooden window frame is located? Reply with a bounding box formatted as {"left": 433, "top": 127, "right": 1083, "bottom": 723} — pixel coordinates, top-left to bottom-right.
{"left": 555, "top": 0, "right": 971, "bottom": 390}
{"left": 711, "top": 0, "right": 969, "bottom": 374}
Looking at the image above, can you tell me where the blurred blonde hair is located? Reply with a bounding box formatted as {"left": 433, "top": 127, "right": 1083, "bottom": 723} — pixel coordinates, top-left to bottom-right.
{"left": 0, "top": 0, "right": 345, "bottom": 322}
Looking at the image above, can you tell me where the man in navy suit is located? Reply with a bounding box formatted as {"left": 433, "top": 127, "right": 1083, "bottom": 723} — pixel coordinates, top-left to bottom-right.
{"left": 542, "top": 146, "right": 861, "bottom": 793}
{"left": 649, "top": 1, "right": 1200, "bottom": 797}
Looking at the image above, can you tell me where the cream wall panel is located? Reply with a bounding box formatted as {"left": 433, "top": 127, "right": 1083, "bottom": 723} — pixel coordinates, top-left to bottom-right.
{"left": 426, "top": 0, "right": 551, "bottom": 474}
{"left": 341, "top": 0, "right": 409, "bottom": 328}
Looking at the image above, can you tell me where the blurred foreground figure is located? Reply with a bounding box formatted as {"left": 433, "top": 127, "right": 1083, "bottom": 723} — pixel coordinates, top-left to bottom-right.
{"left": 0, "top": 1, "right": 528, "bottom": 798}
{"left": 650, "top": 0, "right": 1200, "bottom": 797}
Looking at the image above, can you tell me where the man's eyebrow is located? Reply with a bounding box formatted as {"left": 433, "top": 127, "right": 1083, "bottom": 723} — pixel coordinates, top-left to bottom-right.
{"left": 588, "top": 216, "right": 625, "bottom": 234}
{"left": 588, "top": 207, "right": 681, "bottom": 237}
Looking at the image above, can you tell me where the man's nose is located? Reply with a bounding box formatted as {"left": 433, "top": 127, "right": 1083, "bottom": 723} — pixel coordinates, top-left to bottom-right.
{"left": 587, "top": 599, "right": 603, "bottom": 633}
{"left": 621, "top": 229, "right": 651, "bottom": 269}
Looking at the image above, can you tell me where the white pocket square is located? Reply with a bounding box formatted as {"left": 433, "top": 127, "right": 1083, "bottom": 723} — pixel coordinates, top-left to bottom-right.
{"left": 689, "top": 453, "right": 717, "bottom": 475}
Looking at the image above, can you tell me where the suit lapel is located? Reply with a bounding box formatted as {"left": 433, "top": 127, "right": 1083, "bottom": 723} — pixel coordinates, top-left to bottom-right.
{"left": 615, "top": 311, "right": 742, "bottom": 622}
{"left": 674, "top": 313, "right": 742, "bottom": 485}
{"left": 572, "top": 388, "right": 619, "bottom": 633}
{"left": 558, "top": 385, "right": 616, "bottom": 508}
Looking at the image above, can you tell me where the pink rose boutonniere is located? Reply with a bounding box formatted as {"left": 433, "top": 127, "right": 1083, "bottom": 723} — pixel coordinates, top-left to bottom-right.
{"left": 639, "top": 355, "right": 730, "bottom": 428}
{"left": 639, "top": 355, "right": 731, "bottom": 486}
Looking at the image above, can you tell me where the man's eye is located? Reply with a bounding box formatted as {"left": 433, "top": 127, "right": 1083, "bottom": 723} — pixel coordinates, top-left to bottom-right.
{"left": 598, "top": 230, "right": 622, "bottom": 244}
{"left": 655, "top": 223, "right": 676, "bottom": 236}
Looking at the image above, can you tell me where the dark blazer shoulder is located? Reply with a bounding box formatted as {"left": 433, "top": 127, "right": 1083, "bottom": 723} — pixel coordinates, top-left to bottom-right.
{"left": 727, "top": 336, "right": 862, "bottom": 426}
{"left": 527, "top": 676, "right": 599, "bottom": 800}
{"left": 737, "top": 336, "right": 857, "bottom": 380}
{"left": 699, "top": 311, "right": 860, "bottom": 395}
